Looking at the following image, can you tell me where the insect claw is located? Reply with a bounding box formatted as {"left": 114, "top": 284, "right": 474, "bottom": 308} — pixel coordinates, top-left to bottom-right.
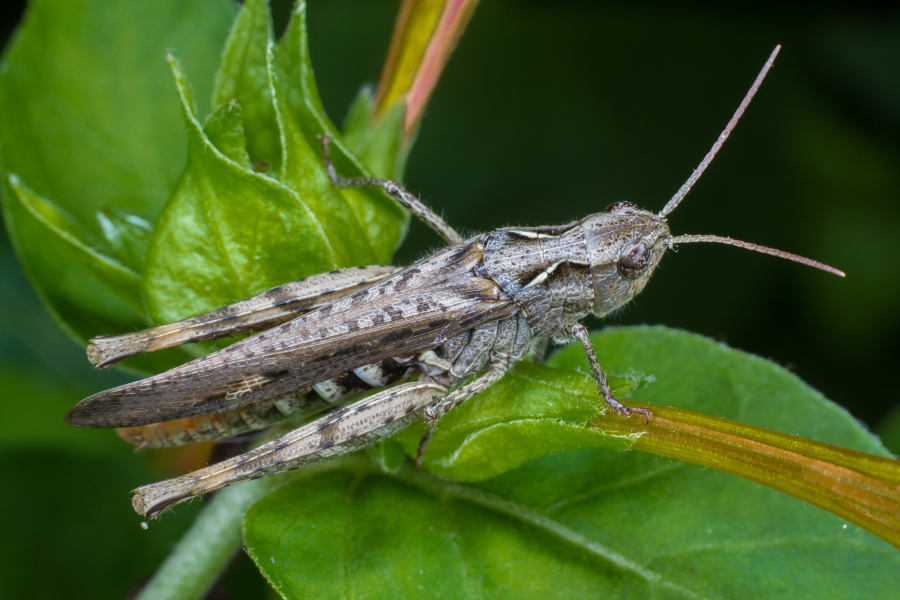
{"left": 604, "top": 395, "right": 653, "bottom": 424}
{"left": 633, "top": 407, "right": 654, "bottom": 424}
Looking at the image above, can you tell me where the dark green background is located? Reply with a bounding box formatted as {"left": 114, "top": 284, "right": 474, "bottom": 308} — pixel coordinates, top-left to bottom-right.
{"left": 1, "top": 1, "right": 897, "bottom": 597}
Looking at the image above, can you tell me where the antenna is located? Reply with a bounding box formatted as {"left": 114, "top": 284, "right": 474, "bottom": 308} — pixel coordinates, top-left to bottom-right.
{"left": 658, "top": 46, "right": 781, "bottom": 218}
{"left": 656, "top": 46, "right": 844, "bottom": 279}
{"left": 665, "top": 234, "right": 845, "bottom": 277}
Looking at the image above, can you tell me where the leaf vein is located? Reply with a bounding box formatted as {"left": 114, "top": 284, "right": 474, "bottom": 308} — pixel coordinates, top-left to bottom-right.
{"left": 545, "top": 460, "right": 687, "bottom": 513}
{"left": 405, "top": 469, "right": 712, "bottom": 600}
{"left": 648, "top": 534, "right": 894, "bottom": 561}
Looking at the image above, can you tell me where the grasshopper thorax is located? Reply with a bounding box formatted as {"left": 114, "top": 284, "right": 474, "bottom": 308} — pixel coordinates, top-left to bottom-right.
{"left": 581, "top": 202, "right": 670, "bottom": 317}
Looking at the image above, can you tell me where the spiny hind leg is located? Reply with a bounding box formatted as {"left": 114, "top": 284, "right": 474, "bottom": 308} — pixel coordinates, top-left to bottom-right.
{"left": 132, "top": 380, "right": 448, "bottom": 519}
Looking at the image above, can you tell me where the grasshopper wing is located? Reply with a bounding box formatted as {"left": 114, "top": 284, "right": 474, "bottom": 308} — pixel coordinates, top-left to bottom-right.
{"left": 67, "top": 239, "right": 515, "bottom": 428}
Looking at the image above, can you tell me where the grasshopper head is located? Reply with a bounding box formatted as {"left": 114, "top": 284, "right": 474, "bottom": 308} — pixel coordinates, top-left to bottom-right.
{"left": 578, "top": 47, "right": 844, "bottom": 318}
{"left": 581, "top": 197, "right": 845, "bottom": 319}
{"left": 581, "top": 202, "right": 670, "bottom": 316}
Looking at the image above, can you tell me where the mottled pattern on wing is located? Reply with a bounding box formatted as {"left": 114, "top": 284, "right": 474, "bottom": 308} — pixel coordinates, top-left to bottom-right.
{"left": 67, "top": 237, "right": 516, "bottom": 428}
{"left": 88, "top": 265, "right": 399, "bottom": 368}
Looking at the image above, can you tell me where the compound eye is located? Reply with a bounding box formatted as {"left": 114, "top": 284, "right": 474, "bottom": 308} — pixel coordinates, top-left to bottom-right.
{"left": 617, "top": 240, "right": 651, "bottom": 280}
{"left": 605, "top": 201, "right": 639, "bottom": 214}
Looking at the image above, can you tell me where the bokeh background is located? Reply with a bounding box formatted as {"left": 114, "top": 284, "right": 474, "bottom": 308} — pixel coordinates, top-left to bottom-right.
{"left": 1, "top": 1, "right": 897, "bottom": 597}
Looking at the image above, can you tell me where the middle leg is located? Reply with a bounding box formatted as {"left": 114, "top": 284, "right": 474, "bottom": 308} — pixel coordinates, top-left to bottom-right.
{"left": 414, "top": 365, "right": 509, "bottom": 465}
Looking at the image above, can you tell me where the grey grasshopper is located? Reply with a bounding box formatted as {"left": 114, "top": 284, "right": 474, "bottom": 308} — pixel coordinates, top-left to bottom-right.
{"left": 66, "top": 46, "right": 843, "bottom": 520}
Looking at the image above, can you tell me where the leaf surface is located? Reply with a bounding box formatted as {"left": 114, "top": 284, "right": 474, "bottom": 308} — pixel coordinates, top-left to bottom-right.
{"left": 0, "top": 0, "right": 236, "bottom": 342}
{"left": 143, "top": 56, "right": 336, "bottom": 323}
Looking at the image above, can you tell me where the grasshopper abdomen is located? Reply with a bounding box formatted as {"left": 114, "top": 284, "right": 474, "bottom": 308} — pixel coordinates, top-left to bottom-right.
{"left": 116, "top": 358, "right": 416, "bottom": 448}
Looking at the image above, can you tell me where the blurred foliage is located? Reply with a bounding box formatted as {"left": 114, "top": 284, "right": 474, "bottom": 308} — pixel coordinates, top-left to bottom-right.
{"left": 0, "top": 0, "right": 898, "bottom": 598}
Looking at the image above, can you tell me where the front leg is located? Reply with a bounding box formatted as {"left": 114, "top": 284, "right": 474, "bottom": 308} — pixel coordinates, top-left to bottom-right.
{"left": 567, "top": 323, "right": 652, "bottom": 422}
{"left": 320, "top": 136, "right": 462, "bottom": 246}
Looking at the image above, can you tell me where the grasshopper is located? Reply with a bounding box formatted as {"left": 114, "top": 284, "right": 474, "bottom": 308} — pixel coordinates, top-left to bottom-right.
{"left": 66, "top": 46, "right": 843, "bottom": 520}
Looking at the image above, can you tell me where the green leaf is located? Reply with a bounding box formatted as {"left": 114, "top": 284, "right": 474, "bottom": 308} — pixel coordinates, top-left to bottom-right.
{"left": 272, "top": 3, "right": 409, "bottom": 260}
{"left": 0, "top": 0, "right": 236, "bottom": 342}
{"left": 211, "top": 0, "right": 408, "bottom": 267}
{"left": 244, "top": 327, "right": 897, "bottom": 599}
{"left": 95, "top": 207, "right": 154, "bottom": 275}
{"left": 546, "top": 327, "right": 886, "bottom": 452}
{"left": 211, "top": 0, "right": 281, "bottom": 173}
{"left": 2, "top": 174, "right": 210, "bottom": 373}
{"left": 144, "top": 2, "right": 411, "bottom": 324}
{"left": 0, "top": 0, "right": 411, "bottom": 357}
{"left": 0, "top": 0, "right": 236, "bottom": 229}
{"left": 343, "top": 87, "right": 411, "bottom": 182}
{"left": 143, "top": 56, "right": 336, "bottom": 323}
{"left": 389, "top": 364, "right": 648, "bottom": 481}
{"left": 203, "top": 101, "right": 253, "bottom": 170}
{"left": 3, "top": 174, "right": 143, "bottom": 325}
{"left": 269, "top": 45, "right": 382, "bottom": 268}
